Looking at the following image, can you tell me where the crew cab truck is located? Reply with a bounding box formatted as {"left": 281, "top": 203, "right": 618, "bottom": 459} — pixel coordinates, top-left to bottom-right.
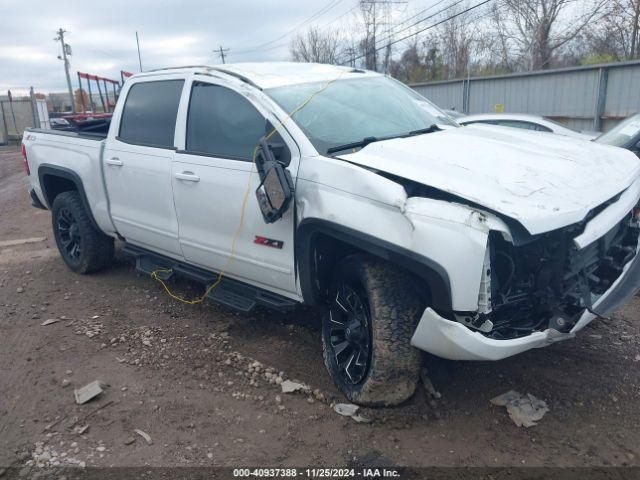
{"left": 22, "top": 63, "right": 640, "bottom": 406}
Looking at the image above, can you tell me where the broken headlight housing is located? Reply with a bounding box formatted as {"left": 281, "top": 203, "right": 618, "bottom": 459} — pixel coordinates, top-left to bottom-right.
{"left": 459, "top": 205, "right": 640, "bottom": 340}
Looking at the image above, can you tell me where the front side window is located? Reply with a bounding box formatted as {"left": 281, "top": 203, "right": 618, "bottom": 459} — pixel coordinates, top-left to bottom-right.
{"left": 119, "top": 80, "right": 184, "bottom": 148}
{"left": 266, "top": 76, "right": 457, "bottom": 155}
{"left": 186, "top": 82, "right": 266, "bottom": 161}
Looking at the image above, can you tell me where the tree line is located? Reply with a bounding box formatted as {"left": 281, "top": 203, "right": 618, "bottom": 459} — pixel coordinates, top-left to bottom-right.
{"left": 290, "top": 0, "right": 640, "bottom": 84}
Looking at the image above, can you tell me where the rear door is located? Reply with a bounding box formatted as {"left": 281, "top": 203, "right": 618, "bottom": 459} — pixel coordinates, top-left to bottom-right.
{"left": 103, "top": 77, "right": 185, "bottom": 257}
{"left": 171, "top": 77, "right": 300, "bottom": 297}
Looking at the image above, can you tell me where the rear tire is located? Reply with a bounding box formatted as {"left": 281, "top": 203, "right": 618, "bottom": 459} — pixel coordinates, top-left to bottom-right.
{"left": 51, "top": 191, "right": 114, "bottom": 274}
{"left": 322, "top": 255, "right": 423, "bottom": 407}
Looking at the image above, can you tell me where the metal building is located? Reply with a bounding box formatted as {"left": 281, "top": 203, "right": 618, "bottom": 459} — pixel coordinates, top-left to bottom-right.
{"left": 410, "top": 60, "right": 640, "bottom": 133}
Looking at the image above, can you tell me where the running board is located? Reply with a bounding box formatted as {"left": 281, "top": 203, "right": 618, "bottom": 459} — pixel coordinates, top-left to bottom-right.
{"left": 121, "top": 244, "right": 297, "bottom": 313}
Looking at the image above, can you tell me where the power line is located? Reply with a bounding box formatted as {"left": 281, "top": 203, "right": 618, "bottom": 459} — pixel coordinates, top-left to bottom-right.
{"left": 385, "top": 0, "right": 451, "bottom": 35}
{"left": 371, "top": 0, "right": 468, "bottom": 50}
{"left": 347, "top": 0, "right": 495, "bottom": 63}
{"left": 233, "top": 0, "right": 344, "bottom": 54}
{"left": 231, "top": 2, "right": 357, "bottom": 58}
{"left": 230, "top": 1, "right": 361, "bottom": 59}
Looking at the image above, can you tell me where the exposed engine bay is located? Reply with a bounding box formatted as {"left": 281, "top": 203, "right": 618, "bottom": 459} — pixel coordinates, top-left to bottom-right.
{"left": 358, "top": 168, "right": 640, "bottom": 341}
{"left": 469, "top": 206, "right": 640, "bottom": 340}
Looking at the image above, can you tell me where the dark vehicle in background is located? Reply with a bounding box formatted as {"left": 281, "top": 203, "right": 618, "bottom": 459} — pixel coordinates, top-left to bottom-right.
{"left": 50, "top": 113, "right": 112, "bottom": 135}
{"left": 596, "top": 114, "right": 640, "bottom": 157}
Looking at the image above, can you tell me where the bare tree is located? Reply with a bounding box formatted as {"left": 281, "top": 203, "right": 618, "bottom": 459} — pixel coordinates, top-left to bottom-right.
{"left": 494, "top": 0, "right": 606, "bottom": 70}
{"left": 438, "top": 3, "right": 478, "bottom": 79}
{"left": 482, "top": 2, "right": 516, "bottom": 72}
{"left": 290, "top": 26, "right": 343, "bottom": 64}
{"left": 358, "top": 0, "right": 379, "bottom": 71}
{"left": 585, "top": 0, "right": 640, "bottom": 60}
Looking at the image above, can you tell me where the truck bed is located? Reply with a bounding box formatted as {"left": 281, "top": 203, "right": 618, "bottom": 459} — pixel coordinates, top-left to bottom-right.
{"left": 24, "top": 128, "right": 116, "bottom": 238}
{"left": 26, "top": 128, "right": 107, "bottom": 141}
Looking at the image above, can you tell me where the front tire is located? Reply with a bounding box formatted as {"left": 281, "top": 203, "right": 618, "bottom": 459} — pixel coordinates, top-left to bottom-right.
{"left": 322, "top": 255, "right": 423, "bottom": 406}
{"left": 51, "top": 191, "right": 114, "bottom": 274}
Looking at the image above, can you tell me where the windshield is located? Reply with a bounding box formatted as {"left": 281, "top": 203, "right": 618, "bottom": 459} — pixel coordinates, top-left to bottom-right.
{"left": 266, "top": 76, "right": 457, "bottom": 155}
{"left": 596, "top": 114, "right": 640, "bottom": 147}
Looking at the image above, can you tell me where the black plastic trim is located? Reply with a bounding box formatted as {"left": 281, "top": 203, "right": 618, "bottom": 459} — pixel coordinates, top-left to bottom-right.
{"left": 592, "top": 252, "right": 640, "bottom": 316}
{"left": 175, "top": 149, "right": 252, "bottom": 163}
{"left": 296, "top": 218, "right": 452, "bottom": 311}
{"left": 114, "top": 136, "right": 178, "bottom": 150}
{"left": 29, "top": 188, "right": 46, "bottom": 210}
{"left": 37, "top": 164, "right": 103, "bottom": 233}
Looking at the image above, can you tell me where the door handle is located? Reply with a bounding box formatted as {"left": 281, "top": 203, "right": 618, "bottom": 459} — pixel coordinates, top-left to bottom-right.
{"left": 174, "top": 171, "right": 200, "bottom": 182}
{"left": 105, "top": 157, "right": 123, "bottom": 166}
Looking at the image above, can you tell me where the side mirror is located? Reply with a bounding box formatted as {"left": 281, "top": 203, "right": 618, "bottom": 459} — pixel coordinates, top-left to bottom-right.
{"left": 255, "top": 138, "right": 294, "bottom": 224}
{"left": 265, "top": 121, "right": 291, "bottom": 165}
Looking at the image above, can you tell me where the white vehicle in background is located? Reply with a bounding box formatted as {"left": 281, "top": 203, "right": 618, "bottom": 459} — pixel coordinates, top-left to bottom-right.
{"left": 595, "top": 113, "right": 640, "bottom": 157}
{"left": 21, "top": 63, "right": 640, "bottom": 406}
{"left": 459, "top": 113, "right": 598, "bottom": 140}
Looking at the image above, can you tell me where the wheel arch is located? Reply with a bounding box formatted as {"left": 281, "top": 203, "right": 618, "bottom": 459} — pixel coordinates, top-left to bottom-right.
{"left": 295, "top": 218, "right": 452, "bottom": 312}
{"left": 38, "top": 164, "right": 102, "bottom": 233}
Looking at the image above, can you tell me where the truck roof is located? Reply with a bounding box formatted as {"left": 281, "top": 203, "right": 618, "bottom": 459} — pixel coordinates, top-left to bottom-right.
{"left": 135, "top": 62, "right": 381, "bottom": 89}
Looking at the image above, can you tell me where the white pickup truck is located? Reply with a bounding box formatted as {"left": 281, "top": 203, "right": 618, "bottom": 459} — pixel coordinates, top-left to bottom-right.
{"left": 22, "top": 63, "right": 640, "bottom": 406}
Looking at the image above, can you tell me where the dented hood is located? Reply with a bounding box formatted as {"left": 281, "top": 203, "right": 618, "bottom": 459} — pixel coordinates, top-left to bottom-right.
{"left": 339, "top": 125, "right": 640, "bottom": 235}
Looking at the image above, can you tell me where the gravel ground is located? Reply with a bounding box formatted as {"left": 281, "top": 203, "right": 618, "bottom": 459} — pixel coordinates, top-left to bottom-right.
{"left": 1, "top": 145, "right": 640, "bottom": 474}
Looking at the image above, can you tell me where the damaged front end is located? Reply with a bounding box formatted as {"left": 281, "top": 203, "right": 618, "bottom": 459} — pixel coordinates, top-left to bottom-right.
{"left": 458, "top": 205, "right": 640, "bottom": 340}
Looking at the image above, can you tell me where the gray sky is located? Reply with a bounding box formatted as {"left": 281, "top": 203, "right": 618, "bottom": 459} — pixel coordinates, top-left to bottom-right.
{"left": 0, "top": 0, "right": 366, "bottom": 94}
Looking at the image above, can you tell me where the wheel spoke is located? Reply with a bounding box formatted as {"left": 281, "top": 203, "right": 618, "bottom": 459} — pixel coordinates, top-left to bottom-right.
{"left": 334, "top": 290, "right": 349, "bottom": 313}
{"left": 343, "top": 352, "right": 356, "bottom": 382}
{"left": 329, "top": 310, "right": 346, "bottom": 327}
{"left": 354, "top": 350, "right": 365, "bottom": 367}
{"left": 333, "top": 340, "right": 350, "bottom": 357}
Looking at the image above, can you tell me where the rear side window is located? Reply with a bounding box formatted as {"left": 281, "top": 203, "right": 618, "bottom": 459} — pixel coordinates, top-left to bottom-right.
{"left": 495, "top": 120, "right": 540, "bottom": 131}
{"left": 186, "top": 82, "right": 265, "bottom": 161}
{"left": 119, "top": 80, "right": 184, "bottom": 148}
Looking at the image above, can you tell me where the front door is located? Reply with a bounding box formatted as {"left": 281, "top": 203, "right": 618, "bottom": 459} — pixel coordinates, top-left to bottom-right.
{"left": 103, "top": 78, "right": 185, "bottom": 257}
{"left": 171, "top": 79, "right": 299, "bottom": 296}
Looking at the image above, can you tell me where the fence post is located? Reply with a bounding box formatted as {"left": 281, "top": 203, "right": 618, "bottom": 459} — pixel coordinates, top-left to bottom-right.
{"left": 0, "top": 101, "right": 8, "bottom": 145}
{"left": 462, "top": 79, "right": 468, "bottom": 114}
{"left": 593, "top": 67, "right": 609, "bottom": 132}
{"left": 29, "top": 87, "right": 41, "bottom": 129}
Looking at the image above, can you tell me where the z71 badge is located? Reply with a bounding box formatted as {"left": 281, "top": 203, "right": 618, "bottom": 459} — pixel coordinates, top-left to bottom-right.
{"left": 253, "top": 236, "right": 284, "bottom": 249}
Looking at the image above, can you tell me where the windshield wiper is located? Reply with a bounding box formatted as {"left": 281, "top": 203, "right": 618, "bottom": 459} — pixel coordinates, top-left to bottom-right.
{"left": 407, "top": 124, "right": 440, "bottom": 136}
{"left": 326, "top": 136, "right": 382, "bottom": 155}
{"left": 326, "top": 124, "right": 441, "bottom": 155}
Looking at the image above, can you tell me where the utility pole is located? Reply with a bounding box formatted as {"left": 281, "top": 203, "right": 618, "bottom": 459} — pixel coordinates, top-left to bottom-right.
{"left": 136, "top": 31, "right": 143, "bottom": 72}
{"left": 216, "top": 45, "right": 230, "bottom": 64}
{"left": 360, "top": 0, "right": 407, "bottom": 72}
{"left": 54, "top": 28, "right": 76, "bottom": 113}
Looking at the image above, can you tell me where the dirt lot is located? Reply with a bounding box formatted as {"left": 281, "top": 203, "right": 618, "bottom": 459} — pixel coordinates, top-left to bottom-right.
{"left": 1, "top": 144, "right": 640, "bottom": 473}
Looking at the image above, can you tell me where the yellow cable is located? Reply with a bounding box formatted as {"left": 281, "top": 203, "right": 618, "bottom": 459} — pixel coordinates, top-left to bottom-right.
{"left": 151, "top": 72, "right": 344, "bottom": 305}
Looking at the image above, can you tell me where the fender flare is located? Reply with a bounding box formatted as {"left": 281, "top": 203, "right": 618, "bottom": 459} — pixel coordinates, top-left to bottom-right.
{"left": 38, "top": 164, "right": 103, "bottom": 233}
{"left": 295, "top": 218, "right": 452, "bottom": 311}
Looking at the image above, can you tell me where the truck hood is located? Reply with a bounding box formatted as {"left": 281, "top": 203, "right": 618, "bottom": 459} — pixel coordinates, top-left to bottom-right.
{"left": 339, "top": 125, "right": 640, "bottom": 235}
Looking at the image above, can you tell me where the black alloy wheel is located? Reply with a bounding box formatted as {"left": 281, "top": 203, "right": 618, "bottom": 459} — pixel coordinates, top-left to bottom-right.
{"left": 56, "top": 206, "right": 83, "bottom": 264}
{"left": 327, "top": 283, "right": 372, "bottom": 385}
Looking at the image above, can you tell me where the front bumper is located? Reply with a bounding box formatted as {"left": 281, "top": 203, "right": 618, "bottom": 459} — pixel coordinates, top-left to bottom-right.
{"left": 411, "top": 250, "right": 640, "bottom": 361}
